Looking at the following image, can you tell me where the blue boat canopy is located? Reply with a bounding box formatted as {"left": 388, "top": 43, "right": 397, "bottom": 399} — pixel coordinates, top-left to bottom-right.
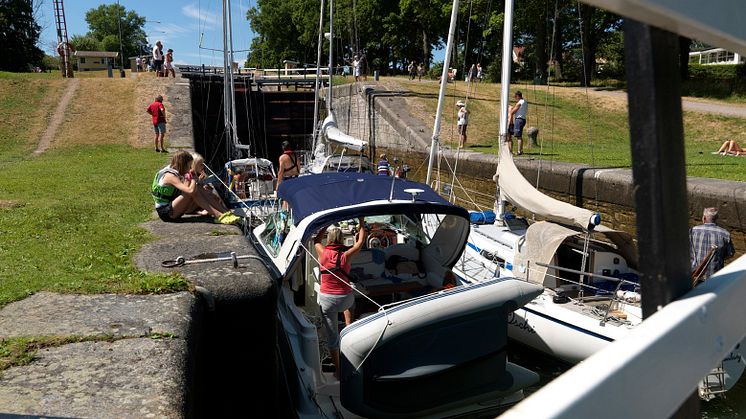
{"left": 278, "top": 172, "right": 467, "bottom": 225}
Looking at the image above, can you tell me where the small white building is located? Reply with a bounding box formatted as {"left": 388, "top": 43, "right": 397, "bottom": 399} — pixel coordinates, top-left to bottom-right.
{"left": 689, "top": 48, "right": 744, "bottom": 65}
{"left": 74, "top": 51, "right": 119, "bottom": 71}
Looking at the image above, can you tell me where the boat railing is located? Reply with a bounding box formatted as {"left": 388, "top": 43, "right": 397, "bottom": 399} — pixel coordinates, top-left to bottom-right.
{"left": 501, "top": 255, "right": 746, "bottom": 419}
{"left": 535, "top": 262, "right": 638, "bottom": 323}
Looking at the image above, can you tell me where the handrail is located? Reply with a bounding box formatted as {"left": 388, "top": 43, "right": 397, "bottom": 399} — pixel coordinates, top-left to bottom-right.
{"left": 500, "top": 254, "right": 746, "bottom": 419}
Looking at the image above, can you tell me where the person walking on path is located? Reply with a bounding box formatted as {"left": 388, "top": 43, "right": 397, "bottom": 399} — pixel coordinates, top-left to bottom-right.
{"left": 457, "top": 101, "right": 469, "bottom": 148}
{"left": 153, "top": 41, "right": 164, "bottom": 77}
{"left": 690, "top": 207, "right": 736, "bottom": 281}
{"left": 408, "top": 61, "right": 416, "bottom": 80}
{"left": 417, "top": 63, "right": 425, "bottom": 81}
{"left": 508, "top": 91, "right": 527, "bottom": 155}
{"left": 146, "top": 95, "right": 167, "bottom": 152}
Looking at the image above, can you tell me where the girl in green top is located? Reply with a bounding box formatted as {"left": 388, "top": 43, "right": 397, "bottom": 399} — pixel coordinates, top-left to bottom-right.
{"left": 152, "top": 151, "right": 240, "bottom": 224}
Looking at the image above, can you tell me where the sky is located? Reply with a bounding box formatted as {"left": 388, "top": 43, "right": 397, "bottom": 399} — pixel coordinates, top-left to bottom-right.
{"left": 38, "top": 0, "right": 257, "bottom": 67}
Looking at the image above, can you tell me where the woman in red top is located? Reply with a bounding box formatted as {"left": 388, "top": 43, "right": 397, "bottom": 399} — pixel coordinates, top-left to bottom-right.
{"left": 314, "top": 218, "right": 367, "bottom": 379}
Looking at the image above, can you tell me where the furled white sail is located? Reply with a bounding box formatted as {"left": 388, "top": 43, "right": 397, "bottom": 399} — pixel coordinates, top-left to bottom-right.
{"left": 497, "top": 145, "right": 600, "bottom": 230}
{"left": 321, "top": 114, "right": 367, "bottom": 151}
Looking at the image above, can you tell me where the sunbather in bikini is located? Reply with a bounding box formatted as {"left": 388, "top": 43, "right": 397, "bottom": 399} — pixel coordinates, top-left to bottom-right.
{"left": 717, "top": 140, "right": 746, "bottom": 156}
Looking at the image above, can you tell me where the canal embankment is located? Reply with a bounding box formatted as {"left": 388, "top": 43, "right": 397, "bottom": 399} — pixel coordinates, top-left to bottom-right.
{"left": 0, "top": 76, "right": 283, "bottom": 417}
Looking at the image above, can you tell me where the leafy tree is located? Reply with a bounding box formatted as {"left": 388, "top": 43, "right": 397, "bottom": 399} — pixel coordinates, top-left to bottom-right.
{"left": 0, "top": 0, "right": 44, "bottom": 71}
{"left": 71, "top": 3, "right": 146, "bottom": 67}
{"left": 70, "top": 34, "right": 102, "bottom": 51}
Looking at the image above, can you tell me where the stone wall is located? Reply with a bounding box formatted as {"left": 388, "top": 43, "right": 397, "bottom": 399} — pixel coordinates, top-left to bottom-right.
{"left": 331, "top": 83, "right": 746, "bottom": 253}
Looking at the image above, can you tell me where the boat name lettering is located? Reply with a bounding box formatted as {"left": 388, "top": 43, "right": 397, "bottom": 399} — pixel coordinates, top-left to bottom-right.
{"left": 507, "top": 312, "right": 536, "bottom": 334}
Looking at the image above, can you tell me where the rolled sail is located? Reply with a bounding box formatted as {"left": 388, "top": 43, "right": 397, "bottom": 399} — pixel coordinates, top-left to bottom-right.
{"left": 322, "top": 114, "right": 367, "bottom": 151}
{"left": 497, "top": 145, "right": 599, "bottom": 230}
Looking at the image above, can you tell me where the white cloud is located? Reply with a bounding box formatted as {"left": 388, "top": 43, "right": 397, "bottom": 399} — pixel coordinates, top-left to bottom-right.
{"left": 182, "top": 4, "right": 219, "bottom": 28}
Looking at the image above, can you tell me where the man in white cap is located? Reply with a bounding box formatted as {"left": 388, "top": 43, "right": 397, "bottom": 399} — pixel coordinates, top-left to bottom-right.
{"left": 456, "top": 101, "right": 469, "bottom": 148}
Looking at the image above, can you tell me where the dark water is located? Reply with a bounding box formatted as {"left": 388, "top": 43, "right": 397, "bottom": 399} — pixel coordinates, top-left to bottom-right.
{"left": 390, "top": 151, "right": 746, "bottom": 417}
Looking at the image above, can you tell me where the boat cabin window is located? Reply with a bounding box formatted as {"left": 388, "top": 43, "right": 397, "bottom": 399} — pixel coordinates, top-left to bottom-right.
{"left": 260, "top": 211, "right": 291, "bottom": 257}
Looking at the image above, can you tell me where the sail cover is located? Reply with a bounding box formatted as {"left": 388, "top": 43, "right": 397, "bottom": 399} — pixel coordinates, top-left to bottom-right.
{"left": 497, "top": 145, "right": 600, "bottom": 230}
{"left": 322, "top": 114, "right": 367, "bottom": 151}
{"left": 513, "top": 221, "right": 637, "bottom": 287}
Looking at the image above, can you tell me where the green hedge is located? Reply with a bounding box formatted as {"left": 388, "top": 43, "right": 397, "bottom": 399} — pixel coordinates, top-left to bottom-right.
{"left": 683, "top": 64, "right": 746, "bottom": 99}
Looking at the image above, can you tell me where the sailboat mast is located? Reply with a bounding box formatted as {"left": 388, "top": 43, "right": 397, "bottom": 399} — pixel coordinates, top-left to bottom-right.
{"left": 222, "top": 0, "right": 232, "bottom": 161}
{"left": 311, "top": 0, "right": 326, "bottom": 152}
{"left": 425, "top": 0, "right": 460, "bottom": 186}
{"left": 326, "top": 0, "right": 334, "bottom": 114}
{"left": 495, "top": 0, "right": 515, "bottom": 223}
{"left": 226, "top": 0, "right": 241, "bottom": 159}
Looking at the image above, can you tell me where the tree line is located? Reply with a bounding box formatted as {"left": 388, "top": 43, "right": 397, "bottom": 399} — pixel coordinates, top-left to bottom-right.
{"left": 245, "top": 0, "right": 632, "bottom": 85}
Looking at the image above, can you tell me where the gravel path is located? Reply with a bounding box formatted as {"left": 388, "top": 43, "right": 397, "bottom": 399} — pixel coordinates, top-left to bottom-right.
{"left": 559, "top": 86, "right": 746, "bottom": 118}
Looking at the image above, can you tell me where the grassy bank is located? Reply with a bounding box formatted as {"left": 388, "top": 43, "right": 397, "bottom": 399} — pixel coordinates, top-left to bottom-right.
{"left": 0, "top": 72, "right": 186, "bottom": 307}
{"left": 386, "top": 77, "right": 746, "bottom": 181}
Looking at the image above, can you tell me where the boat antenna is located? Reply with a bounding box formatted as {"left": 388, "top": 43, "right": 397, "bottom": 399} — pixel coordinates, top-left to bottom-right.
{"left": 389, "top": 158, "right": 400, "bottom": 201}
{"left": 426, "top": 0, "right": 460, "bottom": 186}
{"left": 495, "top": 0, "right": 515, "bottom": 226}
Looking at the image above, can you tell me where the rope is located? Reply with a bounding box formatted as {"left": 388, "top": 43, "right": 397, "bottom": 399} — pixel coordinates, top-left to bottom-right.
{"left": 576, "top": 0, "right": 599, "bottom": 209}
{"left": 297, "top": 241, "right": 391, "bottom": 373}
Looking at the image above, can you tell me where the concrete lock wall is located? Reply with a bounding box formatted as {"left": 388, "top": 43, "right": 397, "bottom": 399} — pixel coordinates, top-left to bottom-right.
{"left": 330, "top": 84, "right": 746, "bottom": 253}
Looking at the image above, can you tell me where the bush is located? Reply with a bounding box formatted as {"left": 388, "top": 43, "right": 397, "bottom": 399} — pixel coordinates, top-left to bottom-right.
{"left": 688, "top": 64, "right": 742, "bottom": 80}
{"left": 683, "top": 64, "right": 746, "bottom": 99}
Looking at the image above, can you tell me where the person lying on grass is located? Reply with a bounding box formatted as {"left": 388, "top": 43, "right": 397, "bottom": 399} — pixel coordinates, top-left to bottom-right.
{"left": 717, "top": 140, "right": 746, "bottom": 156}
{"left": 152, "top": 151, "right": 241, "bottom": 224}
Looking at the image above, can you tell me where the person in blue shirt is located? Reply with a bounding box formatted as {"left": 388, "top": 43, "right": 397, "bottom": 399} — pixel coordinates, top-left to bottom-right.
{"left": 377, "top": 154, "right": 391, "bottom": 176}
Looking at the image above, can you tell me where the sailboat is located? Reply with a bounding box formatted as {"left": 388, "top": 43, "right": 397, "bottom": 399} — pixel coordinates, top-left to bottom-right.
{"left": 306, "top": 0, "right": 371, "bottom": 175}
{"left": 206, "top": 0, "right": 277, "bottom": 216}
{"left": 435, "top": 0, "right": 746, "bottom": 401}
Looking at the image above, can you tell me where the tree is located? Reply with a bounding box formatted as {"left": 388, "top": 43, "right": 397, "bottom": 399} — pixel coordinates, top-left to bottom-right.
{"left": 77, "top": 3, "right": 146, "bottom": 66}
{"left": 0, "top": 0, "right": 44, "bottom": 71}
{"left": 70, "top": 34, "right": 102, "bottom": 51}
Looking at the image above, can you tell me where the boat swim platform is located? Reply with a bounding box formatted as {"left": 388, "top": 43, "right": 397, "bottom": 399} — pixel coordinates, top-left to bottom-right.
{"left": 0, "top": 218, "right": 284, "bottom": 417}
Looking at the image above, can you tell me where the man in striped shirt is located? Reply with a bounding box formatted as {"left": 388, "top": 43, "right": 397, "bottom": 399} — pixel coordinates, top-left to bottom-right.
{"left": 690, "top": 207, "right": 735, "bottom": 280}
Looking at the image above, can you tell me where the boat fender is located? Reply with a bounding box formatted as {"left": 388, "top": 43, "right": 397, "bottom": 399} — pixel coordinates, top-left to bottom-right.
{"left": 553, "top": 290, "right": 570, "bottom": 304}
{"left": 194, "top": 286, "right": 216, "bottom": 312}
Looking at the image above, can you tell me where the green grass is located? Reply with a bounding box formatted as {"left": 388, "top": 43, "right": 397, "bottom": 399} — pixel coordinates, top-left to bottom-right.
{"left": 386, "top": 76, "right": 746, "bottom": 181}
{"left": 0, "top": 333, "right": 178, "bottom": 374}
{"left": 0, "top": 72, "right": 188, "bottom": 307}
{"left": 0, "top": 145, "right": 187, "bottom": 307}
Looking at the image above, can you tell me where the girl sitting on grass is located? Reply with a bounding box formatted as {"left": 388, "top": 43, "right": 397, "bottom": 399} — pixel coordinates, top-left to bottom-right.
{"left": 152, "top": 151, "right": 240, "bottom": 224}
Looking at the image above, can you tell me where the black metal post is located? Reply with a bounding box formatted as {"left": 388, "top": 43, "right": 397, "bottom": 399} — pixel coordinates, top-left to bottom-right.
{"left": 624, "top": 20, "right": 698, "bottom": 418}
